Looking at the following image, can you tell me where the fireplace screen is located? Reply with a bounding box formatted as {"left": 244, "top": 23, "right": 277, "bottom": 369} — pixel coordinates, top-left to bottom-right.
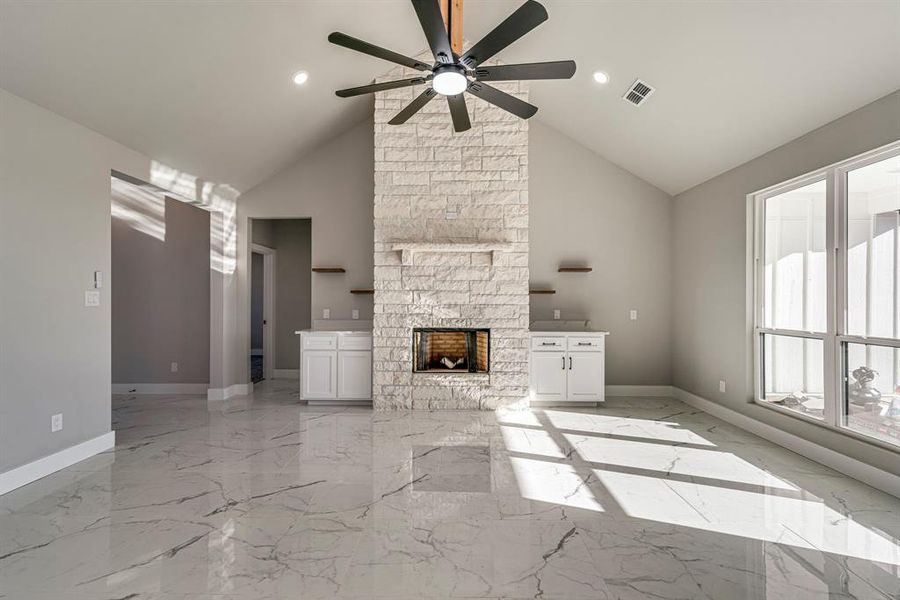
{"left": 412, "top": 328, "right": 490, "bottom": 373}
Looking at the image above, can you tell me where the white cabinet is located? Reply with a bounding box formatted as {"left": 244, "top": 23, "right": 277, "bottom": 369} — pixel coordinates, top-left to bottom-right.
{"left": 566, "top": 351, "right": 605, "bottom": 402}
{"left": 299, "top": 331, "right": 372, "bottom": 403}
{"left": 530, "top": 351, "right": 567, "bottom": 402}
{"left": 529, "top": 332, "right": 607, "bottom": 404}
{"left": 301, "top": 350, "right": 337, "bottom": 399}
{"left": 338, "top": 351, "right": 372, "bottom": 399}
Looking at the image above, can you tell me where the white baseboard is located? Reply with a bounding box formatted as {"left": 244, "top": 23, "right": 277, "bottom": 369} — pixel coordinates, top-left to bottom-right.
{"left": 272, "top": 369, "right": 299, "bottom": 379}
{"left": 672, "top": 387, "right": 900, "bottom": 499}
{"left": 112, "top": 383, "right": 209, "bottom": 395}
{"left": 251, "top": 348, "right": 264, "bottom": 356}
{"left": 0, "top": 431, "right": 115, "bottom": 496}
{"left": 606, "top": 385, "right": 674, "bottom": 397}
{"left": 207, "top": 382, "right": 253, "bottom": 401}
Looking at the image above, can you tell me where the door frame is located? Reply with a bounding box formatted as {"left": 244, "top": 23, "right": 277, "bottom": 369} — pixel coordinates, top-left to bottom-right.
{"left": 251, "top": 243, "right": 276, "bottom": 381}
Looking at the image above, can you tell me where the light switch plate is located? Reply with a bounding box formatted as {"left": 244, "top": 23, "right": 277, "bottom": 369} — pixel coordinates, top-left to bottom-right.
{"left": 553, "top": 309, "right": 561, "bottom": 320}
{"left": 170, "top": 362, "right": 179, "bottom": 373}
{"left": 84, "top": 291, "right": 101, "bottom": 307}
{"left": 51, "top": 413, "right": 63, "bottom": 432}
{"left": 719, "top": 380, "right": 727, "bottom": 393}
{"left": 630, "top": 309, "right": 638, "bottom": 321}
{"left": 323, "top": 308, "right": 330, "bottom": 319}
{"left": 94, "top": 270, "right": 103, "bottom": 289}
{"left": 352, "top": 309, "right": 359, "bottom": 320}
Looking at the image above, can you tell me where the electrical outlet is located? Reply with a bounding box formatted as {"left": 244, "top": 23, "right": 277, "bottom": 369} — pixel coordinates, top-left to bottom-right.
{"left": 445, "top": 209, "right": 458, "bottom": 220}
{"left": 51, "top": 413, "right": 63, "bottom": 432}
{"left": 94, "top": 270, "right": 103, "bottom": 289}
{"left": 629, "top": 309, "right": 638, "bottom": 321}
{"left": 352, "top": 309, "right": 359, "bottom": 320}
{"left": 323, "top": 308, "right": 330, "bottom": 319}
{"left": 170, "top": 362, "right": 179, "bottom": 373}
{"left": 553, "top": 309, "right": 561, "bottom": 320}
{"left": 84, "top": 290, "right": 100, "bottom": 307}
{"left": 719, "top": 380, "right": 727, "bottom": 393}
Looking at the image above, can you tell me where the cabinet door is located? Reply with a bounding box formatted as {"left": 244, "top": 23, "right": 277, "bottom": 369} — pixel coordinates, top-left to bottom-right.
{"left": 338, "top": 351, "right": 372, "bottom": 399}
{"left": 301, "top": 350, "right": 337, "bottom": 399}
{"left": 567, "top": 351, "right": 605, "bottom": 402}
{"left": 530, "top": 351, "right": 567, "bottom": 402}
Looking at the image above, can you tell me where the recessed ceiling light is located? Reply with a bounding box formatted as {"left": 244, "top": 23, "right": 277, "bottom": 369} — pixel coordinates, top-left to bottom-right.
{"left": 592, "top": 71, "right": 609, "bottom": 85}
{"left": 292, "top": 70, "right": 309, "bottom": 85}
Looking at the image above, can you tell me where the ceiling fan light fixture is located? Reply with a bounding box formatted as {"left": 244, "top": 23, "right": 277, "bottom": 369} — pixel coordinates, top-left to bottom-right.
{"left": 432, "top": 66, "right": 468, "bottom": 96}
{"left": 329, "top": 0, "right": 574, "bottom": 130}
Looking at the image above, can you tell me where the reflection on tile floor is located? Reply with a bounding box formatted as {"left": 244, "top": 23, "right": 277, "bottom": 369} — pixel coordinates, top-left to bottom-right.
{"left": 1, "top": 379, "right": 898, "bottom": 599}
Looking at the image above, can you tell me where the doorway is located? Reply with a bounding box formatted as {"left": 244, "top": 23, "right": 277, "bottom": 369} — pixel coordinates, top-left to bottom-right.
{"left": 249, "top": 218, "right": 312, "bottom": 382}
{"left": 110, "top": 175, "right": 211, "bottom": 394}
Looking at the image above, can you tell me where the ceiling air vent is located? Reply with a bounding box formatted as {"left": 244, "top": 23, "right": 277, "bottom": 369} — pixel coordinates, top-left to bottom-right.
{"left": 623, "top": 79, "right": 655, "bottom": 106}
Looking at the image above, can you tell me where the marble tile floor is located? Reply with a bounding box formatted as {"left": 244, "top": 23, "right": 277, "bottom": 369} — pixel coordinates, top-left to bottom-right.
{"left": 1, "top": 379, "right": 899, "bottom": 599}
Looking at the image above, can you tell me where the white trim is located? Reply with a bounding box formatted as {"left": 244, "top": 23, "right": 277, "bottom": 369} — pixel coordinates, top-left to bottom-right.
{"left": 0, "top": 431, "right": 115, "bottom": 496}
{"left": 273, "top": 369, "right": 299, "bottom": 379}
{"left": 207, "top": 382, "right": 253, "bottom": 401}
{"left": 112, "top": 383, "right": 209, "bottom": 395}
{"left": 251, "top": 348, "right": 264, "bottom": 356}
{"left": 672, "top": 387, "right": 900, "bottom": 499}
{"left": 605, "top": 385, "right": 674, "bottom": 397}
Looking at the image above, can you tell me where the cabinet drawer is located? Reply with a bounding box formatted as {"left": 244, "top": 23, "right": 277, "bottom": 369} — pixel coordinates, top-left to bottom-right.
{"left": 339, "top": 334, "right": 372, "bottom": 350}
{"left": 531, "top": 336, "right": 566, "bottom": 351}
{"left": 302, "top": 334, "right": 337, "bottom": 350}
{"left": 568, "top": 336, "right": 604, "bottom": 351}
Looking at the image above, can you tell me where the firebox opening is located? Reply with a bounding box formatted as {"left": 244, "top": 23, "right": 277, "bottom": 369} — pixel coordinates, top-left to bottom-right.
{"left": 413, "top": 328, "right": 490, "bottom": 374}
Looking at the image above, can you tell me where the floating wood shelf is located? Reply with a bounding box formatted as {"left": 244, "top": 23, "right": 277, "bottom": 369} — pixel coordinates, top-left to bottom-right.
{"left": 350, "top": 289, "right": 374, "bottom": 295}
{"left": 558, "top": 267, "right": 592, "bottom": 273}
{"left": 312, "top": 267, "right": 346, "bottom": 273}
{"left": 529, "top": 289, "right": 556, "bottom": 295}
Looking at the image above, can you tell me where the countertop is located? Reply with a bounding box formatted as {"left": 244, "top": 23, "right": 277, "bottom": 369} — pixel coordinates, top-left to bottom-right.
{"left": 295, "top": 329, "right": 372, "bottom": 335}
{"left": 529, "top": 320, "right": 608, "bottom": 334}
{"left": 530, "top": 330, "right": 609, "bottom": 335}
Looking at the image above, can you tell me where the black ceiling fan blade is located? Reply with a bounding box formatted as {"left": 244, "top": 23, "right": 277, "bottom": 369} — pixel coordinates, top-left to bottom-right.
{"left": 335, "top": 77, "right": 428, "bottom": 98}
{"left": 467, "top": 81, "right": 538, "bottom": 119}
{"left": 460, "top": 0, "right": 548, "bottom": 68}
{"left": 328, "top": 32, "right": 431, "bottom": 71}
{"left": 474, "top": 60, "right": 576, "bottom": 81}
{"left": 389, "top": 88, "right": 438, "bottom": 124}
{"left": 412, "top": 0, "right": 454, "bottom": 64}
{"left": 447, "top": 93, "right": 471, "bottom": 132}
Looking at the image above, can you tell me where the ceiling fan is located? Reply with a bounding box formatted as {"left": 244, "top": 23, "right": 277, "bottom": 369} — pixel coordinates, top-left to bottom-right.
{"left": 328, "top": 0, "right": 576, "bottom": 132}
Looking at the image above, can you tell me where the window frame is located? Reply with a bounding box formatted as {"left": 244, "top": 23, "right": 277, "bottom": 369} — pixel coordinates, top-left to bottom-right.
{"left": 750, "top": 140, "right": 900, "bottom": 452}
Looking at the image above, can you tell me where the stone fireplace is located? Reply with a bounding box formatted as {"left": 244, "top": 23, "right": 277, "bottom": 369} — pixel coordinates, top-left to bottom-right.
{"left": 372, "top": 60, "right": 529, "bottom": 410}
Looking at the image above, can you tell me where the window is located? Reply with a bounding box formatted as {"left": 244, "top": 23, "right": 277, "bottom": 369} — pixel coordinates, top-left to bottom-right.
{"left": 753, "top": 142, "right": 900, "bottom": 449}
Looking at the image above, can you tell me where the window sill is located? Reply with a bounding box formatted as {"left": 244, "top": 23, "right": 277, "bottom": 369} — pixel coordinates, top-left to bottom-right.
{"left": 754, "top": 398, "right": 900, "bottom": 455}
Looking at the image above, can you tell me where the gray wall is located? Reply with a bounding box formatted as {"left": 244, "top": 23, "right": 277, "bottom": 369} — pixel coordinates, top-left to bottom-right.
{"left": 673, "top": 90, "right": 900, "bottom": 475}
{"left": 235, "top": 120, "right": 375, "bottom": 382}
{"left": 251, "top": 252, "right": 264, "bottom": 351}
{"left": 529, "top": 120, "right": 674, "bottom": 385}
{"left": 251, "top": 218, "right": 276, "bottom": 249}
{"left": 112, "top": 196, "right": 210, "bottom": 384}
{"left": 0, "top": 89, "right": 149, "bottom": 472}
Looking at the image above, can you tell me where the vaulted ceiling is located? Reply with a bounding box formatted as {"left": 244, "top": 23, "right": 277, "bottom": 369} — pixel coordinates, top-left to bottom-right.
{"left": 1, "top": 1, "right": 898, "bottom": 194}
